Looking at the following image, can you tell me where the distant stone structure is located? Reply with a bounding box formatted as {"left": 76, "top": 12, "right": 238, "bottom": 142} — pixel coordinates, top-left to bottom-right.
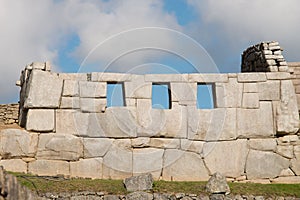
{"left": 0, "top": 42, "right": 300, "bottom": 183}
{"left": 0, "top": 104, "right": 19, "bottom": 125}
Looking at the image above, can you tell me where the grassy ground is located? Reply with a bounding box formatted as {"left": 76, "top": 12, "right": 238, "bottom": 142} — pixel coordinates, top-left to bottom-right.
{"left": 10, "top": 172, "right": 300, "bottom": 197}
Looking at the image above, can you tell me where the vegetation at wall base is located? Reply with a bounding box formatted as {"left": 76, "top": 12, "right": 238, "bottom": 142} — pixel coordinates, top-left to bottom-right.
{"left": 9, "top": 172, "right": 300, "bottom": 197}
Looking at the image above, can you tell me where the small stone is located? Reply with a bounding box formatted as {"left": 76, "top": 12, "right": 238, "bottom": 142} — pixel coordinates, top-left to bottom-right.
{"left": 124, "top": 174, "right": 153, "bottom": 192}
{"left": 209, "top": 194, "right": 225, "bottom": 200}
{"left": 206, "top": 172, "right": 230, "bottom": 195}
{"left": 125, "top": 191, "right": 153, "bottom": 200}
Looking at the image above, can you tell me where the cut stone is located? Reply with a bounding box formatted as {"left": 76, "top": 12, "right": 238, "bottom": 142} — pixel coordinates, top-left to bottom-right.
{"left": 62, "top": 80, "right": 79, "bottom": 97}
{"left": 180, "top": 139, "right": 204, "bottom": 154}
{"left": 60, "top": 97, "right": 80, "bottom": 109}
{"left": 145, "top": 74, "right": 188, "bottom": 82}
{"left": 276, "top": 145, "right": 294, "bottom": 159}
{"left": 237, "top": 73, "right": 267, "bottom": 82}
{"left": 246, "top": 150, "right": 290, "bottom": 179}
{"left": 80, "top": 98, "right": 106, "bottom": 113}
{"left": 83, "top": 138, "right": 113, "bottom": 158}
{"left": 242, "top": 93, "right": 259, "bottom": 108}
{"left": 124, "top": 75, "right": 151, "bottom": 99}
{"left": 248, "top": 139, "right": 277, "bottom": 151}
{"left": 171, "top": 82, "right": 197, "bottom": 103}
{"left": 79, "top": 81, "right": 106, "bottom": 98}
{"left": 162, "top": 149, "right": 209, "bottom": 181}
{"left": 28, "top": 160, "right": 70, "bottom": 176}
{"left": 203, "top": 140, "right": 248, "bottom": 178}
{"left": 0, "top": 159, "right": 27, "bottom": 173}
{"left": 188, "top": 74, "right": 229, "bottom": 83}
{"left": 258, "top": 80, "right": 280, "bottom": 100}
{"left": 70, "top": 158, "right": 103, "bottom": 179}
{"left": 26, "top": 109, "right": 55, "bottom": 132}
{"left": 91, "top": 72, "right": 131, "bottom": 82}
{"left": 149, "top": 138, "right": 180, "bottom": 149}
{"left": 243, "top": 83, "right": 258, "bottom": 93}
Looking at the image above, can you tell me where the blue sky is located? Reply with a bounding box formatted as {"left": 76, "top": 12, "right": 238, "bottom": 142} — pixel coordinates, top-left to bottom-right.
{"left": 1, "top": 0, "right": 300, "bottom": 103}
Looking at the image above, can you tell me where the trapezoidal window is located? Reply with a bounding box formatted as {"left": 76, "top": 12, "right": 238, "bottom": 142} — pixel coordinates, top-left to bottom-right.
{"left": 152, "top": 83, "right": 171, "bottom": 109}
{"left": 107, "top": 82, "right": 125, "bottom": 107}
{"left": 197, "top": 83, "right": 215, "bottom": 109}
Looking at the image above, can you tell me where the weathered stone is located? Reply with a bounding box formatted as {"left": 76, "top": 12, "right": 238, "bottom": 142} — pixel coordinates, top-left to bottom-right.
{"left": 70, "top": 158, "right": 103, "bottom": 179}
{"left": 62, "top": 80, "right": 79, "bottom": 96}
{"left": 294, "top": 145, "right": 300, "bottom": 159}
{"left": 162, "top": 149, "right": 209, "bottom": 181}
{"left": 103, "top": 139, "right": 132, "bottom": 179}
{"left": 145, "top": 74, "right": 188, "bottom": 82}
{"left": 215, "top": 78, "right": 243, "bottom": 108}
{"left": 149, "top": 138, "right": 180, "bottom": 149}
{"left": 24, "top": 70, "right": 63, "bottom": 108}
{"left": 26, "top": 109, "right": 55, "bottom": 132}
{"left": 243, "top": 83, "right": 258, "bottom": 93}
{"left": 203, "top": 140, "right": 248, "bottom": 178}
{"left": 87, "top": 108, "right": 137, "bottom": 138}
{"left": 80, "top": 98, "right": 106, "bottom": 113}
{"left": 291, "top": 158, "right": 300, "bottom": 175}
{"left": 171, "top": 83, "right": 197, "bottom": 103}
{"left": 246, "top": 150, "right": 290, "bottom": 179}
{"left": 248, "top": 139, "right": 277, "bottom": 151}
{"left": 180, "top": 139, "right": 204, "bottom": 153}
{"left": 237, "top": 102, "right": 274, "bottom": 138}
{"left": 266, "top": 72, "right": 290, "bottom": 80}
{"left": 237, "top": 73, "right": 267, "bottom": 82}
{"left": 276, "top": 145, "right": 294, "bottom": 159}
{"left": 79, "top": 81, "right": 106, "bottom": 98}
{"left": 133, "top": 148, "right": 164, "bottom": 180}
{"left": 279, "top": 168, "right": 295, "bottom": 177}
{"left": 242, "top": 93, "right": 259, "bottom": 108}
{"left": 124, "top": 75, "right": 151, "bottom": 99}
{"left": 60, "top": 97, "right": 80, "bottom": 109}
{"left": 124, "top": 173, "right": 153, "bottom": 192}
{"left": 37, "top": 134, "right": 83, "bottom": 161}
{"left": 188, "top": 108, "right": 236, "bottom": 141}
{"left": 126, "top": 191, "right": 153, "bottom": 200}
{"left": 276, "top": 80, "right": 299, "bottom": 134}
{"left": 56, "top": 110, "right": 88, "bottom": 136}
{"left": 271, "top": 176, "right": 300, "bottom": 183}
{"left": 58, "top": 73, "right": 87, "bottom": 81}
{"left": 258, "top": 80, "right": 280, "bottom": 100}
{"left": 0, "top": 129, "right": 38, "bottom": 157}
{"left": 189, "top": 74, "right": 229, "bottom": 83}
{"left": 206, "top": 172, "right": 230, "bottom": 195}
{"left": 131, "top": 137, "right": 150, "bottom": 148}
{"left": 83, "top": 138, "right": 113, "bottom": 158}
{"left": 91, "top": 72, "right": 131, "bottom": 82}
{"left": 28, "top": 160, "right": 70, "bottom": 176}
{"left": 0, "top": 159, "right": 27, "bottom": 173}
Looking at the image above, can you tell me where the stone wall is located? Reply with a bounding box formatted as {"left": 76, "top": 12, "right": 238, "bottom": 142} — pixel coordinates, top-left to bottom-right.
{"left": 0, "top": 60, "right": 299, "bottom": 183}
{"left": 288, "top": 62, "right": 300, "bottom": 111}
{"left": 241, "top": 41, "right": 289, "bottom": 72}
{"left": 0, "top": 104, "right": 19, "bottom": 125}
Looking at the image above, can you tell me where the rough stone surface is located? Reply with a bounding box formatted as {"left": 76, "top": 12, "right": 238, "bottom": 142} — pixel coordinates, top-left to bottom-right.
{"left": 37, "top": 134, "right": 83, "bottom": 161}
{"left": 162, "top": 149, "right": 209, "bottom": 181}
{"left": 28, "top": 159, "right": 70, "bottom": 176}
{"left": 62, "top": 80, "right": 79, "bottom": 96}
{"left": 79, "top": 81, "right": 106, "bottom": 98}
{"left": 70, "top": 158, "right": 103, "bottom": 179}
{"left": 246, "top": 150, "right": 290, "bottom": 179}
{"left": 26, "top": 109, "right": 55, "bottom": 132}
{"left": 24, "top": 70, "right": 63, "bottom": 108}
{"left": 0, "top": 159, "right": 27, "bottom": 173}
{"left": 126, "top": 191, "right": 153, "bottom": 200}
{"left": 242, "top": 93, "right": 259, "bottom": 108}
{"left": 258, "top": 80, "right": 280, "bottom": 100}
{"left": 206, "top": 172, "right": 230, "bottom": 195}
{"left": 83, "top": 138, "right": 113, "bottom": 158}
{"left": 248, "top": 139, "right": 277, "bottom": 151}
{"left": 203, "top": 140, "right": 248, "bottom": 178}
{"left": 124, "top": 174, "right": 153, "bottom": 192}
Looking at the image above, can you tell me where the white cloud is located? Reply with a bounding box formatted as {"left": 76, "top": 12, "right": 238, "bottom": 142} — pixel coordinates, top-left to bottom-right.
{"left": 0, "top": 0, "right": 187, "bottom": 103}
{"left": 187, "top": 0, "right": 300, "bottom": 63}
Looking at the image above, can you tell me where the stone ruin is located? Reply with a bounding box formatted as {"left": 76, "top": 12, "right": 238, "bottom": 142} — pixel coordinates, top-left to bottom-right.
{"left": 0, "top": 41, "right": 300, "bottom": 183}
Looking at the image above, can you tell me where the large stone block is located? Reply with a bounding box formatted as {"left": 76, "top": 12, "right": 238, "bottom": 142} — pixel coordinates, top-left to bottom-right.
{"left": 237, "top": 73, "right": 267, "bottom": 82}
{"left": 133, "top": 148, "right": 164, "bottom": 180}
{"left": 145, "top": 74, "right": 188, "bottom": 82}
{"left": 188, "top": 107, "right": 236, "bottom": 141}
{"left": 180, "top": 139, "right": 204, "bottom": 154}
{"left": 124, "top": 75, "right": 151, "bottom": 99}
{"left": 242, "top": 93, "right": 259, "bottom": 109}
{"left": 0, "top": 129, "right": 38, "bottom": 158}
{"left": 258, "top": 80, "right": 280, "bottom": 100}
{"left": 80, "top": 98, "right": 106, "bottom": 113}
{"left": 62, "top": 80, "right": 79, "bottom": 97}
{"left": 103, "top": 139, "right": 133, "bottom": 179}
{"left": 83, "top": 138, "right": 113, "bottom": 158}
{"left": 37, "top": 134, "right": 83, "bottom": 161}
{"left": 87, "top": 108, "right": 137, "bottom": 138}
{"left": 215, "top": 78, "right": 243, "bottom": 108}
{"left": 58, "top": 73, "right": 87, "bottom": 81}
{"left": 60, "top": 97, "right": 80, "bottom": 109}
{"left": 56, "top": 110, "right": 88, "bottom": 136}
{"left": 26, "top": 109, "right": 55, "bottom": 132}
{"left": 237, "top": 102, "right": 275, "bottom": 138}
{"left": 243, "top": 83, "right": 258, "bottom": 93}
{"left": 188, "top": 74, "right": 229, "bottom": 83}
{"left": 70, "top": 158, "right": 103, "bottom": 179}
{"left": 276, "top": 80, "right": 299, "bottom": 134}
{"left": 246, "top": 150, "right": 290, "bottom": 179}
{"left": 203, "top": 140, "right": 248, "bottom": 178}
{"left": 0, "top": 159, "right": 27, "bottom": 173}
{"left": 248, "top": 139, "right": 277, "bottom": 151}
{"left": 162, "top": 149, "right": 209, "bottom": 181}
{"left": 79, "top": 81, "right": 106, "bottom": 98}
{"left": 91, "top": 72, "right": 131, "bottom": 82}
{"left": 28, "top": 160, "right": 70, "bottom": 176}
{"left": 149, "top": 138, "right": 180, "bottom": 149}
{"left": 170, "top": 82, "right": 197, "bottom": 103}
{"left": 24, "top": 70, "right": 63, "bottom": 108}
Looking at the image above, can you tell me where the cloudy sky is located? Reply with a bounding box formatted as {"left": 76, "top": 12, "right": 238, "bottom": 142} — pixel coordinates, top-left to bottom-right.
{"left": 0, "top": 0, "right": 300, "bottom": 103}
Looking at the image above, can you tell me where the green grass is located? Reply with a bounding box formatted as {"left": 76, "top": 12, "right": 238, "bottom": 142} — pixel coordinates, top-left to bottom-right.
{"left": 9, "top": 172, "right": 300, "bottom": 197}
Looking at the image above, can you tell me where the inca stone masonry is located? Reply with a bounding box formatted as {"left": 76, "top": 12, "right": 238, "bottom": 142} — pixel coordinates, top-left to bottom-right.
{"left": 1, "top": 41, "right": 300, "bottom": 183}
